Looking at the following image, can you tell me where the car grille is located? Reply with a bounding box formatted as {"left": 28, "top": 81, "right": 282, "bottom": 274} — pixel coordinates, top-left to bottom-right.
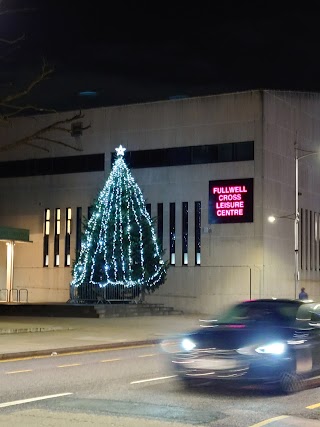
{"left": 178, "top": 348, "right": 239, "bottom": 359}
{"left": 172, "top": 348, "right": 249, "bottom": 378}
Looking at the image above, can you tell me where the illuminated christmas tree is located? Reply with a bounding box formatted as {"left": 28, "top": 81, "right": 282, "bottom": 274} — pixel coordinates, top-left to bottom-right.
{"left": 71, "top": 145, "right": 168, "bottom": 301}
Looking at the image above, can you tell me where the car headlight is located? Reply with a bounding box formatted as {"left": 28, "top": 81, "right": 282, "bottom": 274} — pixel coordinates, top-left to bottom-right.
{"left": 181, "top": 338, "right": 196, "bottom": 351}
{"left": 255, "top": 342, "right": 286, "bottom": 355}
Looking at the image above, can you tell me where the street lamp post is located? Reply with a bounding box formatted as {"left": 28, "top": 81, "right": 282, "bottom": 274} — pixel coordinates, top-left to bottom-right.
{"left": 294, "top": 145, "right": 299, "bottom": 299}
{"left": 269, "top": 144, "right": 319, "bottom": 299}
{"left": 294, "top": 144, "right": 319, "bottom": 298}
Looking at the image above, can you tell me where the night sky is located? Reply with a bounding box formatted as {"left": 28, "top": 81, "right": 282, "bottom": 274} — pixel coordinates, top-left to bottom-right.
{"left": 1, "top": 1, "right": 320, "bottom": 111}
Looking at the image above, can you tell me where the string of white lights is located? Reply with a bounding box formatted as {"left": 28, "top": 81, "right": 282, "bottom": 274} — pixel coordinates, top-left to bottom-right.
{"left": 71, "top": 145, "right": 167, "bottom": 292}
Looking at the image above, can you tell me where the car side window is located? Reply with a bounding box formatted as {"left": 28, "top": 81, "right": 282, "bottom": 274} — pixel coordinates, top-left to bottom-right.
{"left": 296, "top": 305, "right": 312, "bottom": 329}
{"left": 310, "top": 312, "right": 320, "bottom": 326}
{"left": 277, "top": 306, "right": 299, "bottom": 323}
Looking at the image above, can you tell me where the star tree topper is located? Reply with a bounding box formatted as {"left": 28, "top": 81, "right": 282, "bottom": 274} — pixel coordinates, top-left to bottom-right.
{"left": 115, "top": 144, "right": 126, "bottom": 157}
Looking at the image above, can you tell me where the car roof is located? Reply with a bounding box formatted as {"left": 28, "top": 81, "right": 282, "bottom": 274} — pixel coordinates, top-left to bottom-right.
{"left": 242, "top": 298, "right": 305, "bottom": 304}
{"left": 241, "top": 298, "right": 320, "bottom": 310}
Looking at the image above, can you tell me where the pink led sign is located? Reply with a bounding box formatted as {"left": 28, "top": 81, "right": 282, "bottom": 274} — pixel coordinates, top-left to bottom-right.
{"left": 209, "top": 179, "right": 253, "bottom": 224}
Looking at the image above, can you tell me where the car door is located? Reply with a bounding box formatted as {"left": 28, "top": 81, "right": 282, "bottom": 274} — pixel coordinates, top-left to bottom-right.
{"left": 309, "top": 309, "right": 320, "bottom": 372}
{"left": 294, "top": 304, "right": 319, "bottom": 375}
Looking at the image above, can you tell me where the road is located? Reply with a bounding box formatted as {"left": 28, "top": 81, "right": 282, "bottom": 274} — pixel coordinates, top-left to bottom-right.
{"left": 0, "top": 344, "right": 320, "bottom": 426}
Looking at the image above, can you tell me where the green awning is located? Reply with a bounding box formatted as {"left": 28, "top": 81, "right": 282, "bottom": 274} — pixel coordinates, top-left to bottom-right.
{"left": 0, "top": 226, "right": 32, "bottom": 243}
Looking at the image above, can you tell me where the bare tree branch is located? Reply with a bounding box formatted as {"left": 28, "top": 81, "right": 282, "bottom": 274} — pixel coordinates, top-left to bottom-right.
{"left": 0, "top": 102, "right": 56, "bottom": 119}
{"left": 0, "top": 6, "right": 36, "bottom": 17}
{"left": 23, "top": 141, "right": 50, "bottom": 152}
{"left": 0, "top": 112, "right": 91, "bottom": 152}
{"left": 0, "top": 59, "right": 55, "bottom": 124}
{"left": 1, "top": 61, "right": 54, "bottom": 106}
{"left": 0, "top": 4, "right": 91, "bottom": 153}
{"left": 54, "top": 123, "right": 91, "bottom": 134}
{"left": 0, "top": 34, "right": 25, "bottom": 44}
{"left": 34, "top": 136, "right": 83, "bottom": 152}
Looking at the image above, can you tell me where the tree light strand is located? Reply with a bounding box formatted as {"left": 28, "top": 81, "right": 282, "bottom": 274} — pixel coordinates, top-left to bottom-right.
{"left": 71, "top": 146, "right": 167, "bottom": 293}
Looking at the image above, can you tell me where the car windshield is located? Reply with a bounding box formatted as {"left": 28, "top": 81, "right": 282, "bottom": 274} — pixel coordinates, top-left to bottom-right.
{"left": 217, "top": 301, "right": 300, "bottom": 325}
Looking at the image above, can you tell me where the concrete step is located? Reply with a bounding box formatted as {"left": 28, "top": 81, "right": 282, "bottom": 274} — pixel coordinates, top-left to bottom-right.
{"left": 0, "top": 303, "right": 183, "bottom": 318}
{"left": 0, "top": 303, "right": 99, "bottom": 318}
{"left": 94, "top": 303, "right": 183, "bottom": 318}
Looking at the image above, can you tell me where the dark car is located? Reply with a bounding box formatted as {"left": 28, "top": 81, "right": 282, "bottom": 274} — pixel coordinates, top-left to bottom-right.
{"left": 162, "top": 298, "right": 320, "bottom": 393}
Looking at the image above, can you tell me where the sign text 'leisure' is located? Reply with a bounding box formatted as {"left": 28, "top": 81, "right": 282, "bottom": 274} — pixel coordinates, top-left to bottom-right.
{"left": 208, "top": 179, "right": 253, "bottom": 224}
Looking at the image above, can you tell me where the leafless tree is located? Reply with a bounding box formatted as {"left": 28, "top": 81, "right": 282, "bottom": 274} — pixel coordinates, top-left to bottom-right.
{"left": 0, "top": 1, "right": 90, "bottom": 153}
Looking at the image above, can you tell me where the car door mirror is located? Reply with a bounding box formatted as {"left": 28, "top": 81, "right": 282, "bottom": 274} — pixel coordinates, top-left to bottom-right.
{"left": 309, "top": 312, "right": 320, "bottom": 327}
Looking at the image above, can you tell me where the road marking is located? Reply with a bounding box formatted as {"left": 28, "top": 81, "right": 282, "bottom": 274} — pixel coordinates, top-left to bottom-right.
{"left": 306, "top": 402, "right": 320, "bottom": 409}
{"left": 138, "top": 354, "right": 156, "bottom": 358}
{"left": 100, "top": 358, "right": 121, "bottom": 363}
{"left": 130, "top": 375, "right": 177, "bottom": 384}
{"left": 0, "top": 392, "right": 73, "bottom": 408}
{"left": 249, "top": 415, "right": 289, "bottom": 427}
{"left": 57, "top": 363, "right": 81, "bottom": 368}
{"left": 249, "top": 416, "right": 289, "bottom": 427}
{"left": 5, "top": 369, "right": 32, "bottom": 374}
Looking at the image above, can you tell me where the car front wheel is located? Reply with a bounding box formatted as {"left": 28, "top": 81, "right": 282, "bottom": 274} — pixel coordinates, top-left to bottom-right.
{"left": 279, "top": 372, "right": 304, "bottom": 394}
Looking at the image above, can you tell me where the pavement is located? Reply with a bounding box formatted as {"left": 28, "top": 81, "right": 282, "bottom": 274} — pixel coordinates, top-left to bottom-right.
{"left": 0, "top": 314, "right": 203, "bottom": 360}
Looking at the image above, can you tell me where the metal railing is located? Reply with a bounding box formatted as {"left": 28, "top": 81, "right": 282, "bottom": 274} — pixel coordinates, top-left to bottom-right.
{"left": 0, "top": 288, "right": 28, "bottom": 303}
{"left": 0, "top": 289, "right": 8, "bottom": 302}
{"left": 69, "top": 283, "right": 141, "bottom": 304}
{"left": 9, "top": 289, "right": 18, "bottom": 302}
{"left": 18, "top": 288, "right": 28, "bottom": 303}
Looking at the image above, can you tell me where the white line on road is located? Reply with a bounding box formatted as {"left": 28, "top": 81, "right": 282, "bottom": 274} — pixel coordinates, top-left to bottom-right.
{"left": 130, "top": 375, "right": 177, "bottom": 384}
{"left": 100, "top": 358, "right": 121, "bottom": 363}
{"left": 0, "top": 392, "right": 73, "bottom": 408}
{"left": 138, "top": 354, "right": 156, "bottom": 358}
{"left": 57, "top": 363, "right": 81, "bottom": 368}
{"left": 5, "top": 370, "right": 33, "bottom": 374}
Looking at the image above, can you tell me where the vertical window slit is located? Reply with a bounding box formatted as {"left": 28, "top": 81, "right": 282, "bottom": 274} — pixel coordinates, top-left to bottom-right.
{"left": 182, "top": 202, "right": 188, "bottom": 265}
{"left": 54, "top": 208, "right": 60, "bottom": 267}
{"left": 157, "top": 203, "right": 163, "bottom": 251}
{"left": 195, "top": 202, "right": 201, "bottom": 265}
{"left": 65, "top": 208, "right": 72, "bottom": 266}
{"left": 43, "top": 208, "right": 50, "bottom": 267}
{"left": 169, "top": 203, "right": 176, "bottom": 265}
{"left": 76, "top": 207, "right": 82, "bottom": 261}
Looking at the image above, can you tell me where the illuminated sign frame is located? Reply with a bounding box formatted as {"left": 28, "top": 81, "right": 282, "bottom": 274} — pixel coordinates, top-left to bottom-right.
{"left": 208, "top": 178, "right": 254, "bottom": 224}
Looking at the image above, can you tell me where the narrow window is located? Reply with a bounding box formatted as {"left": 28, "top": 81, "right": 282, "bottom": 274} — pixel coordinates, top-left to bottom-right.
{"left": 65, "top": 208, "right": 72, "bottom": 266}
{"left": 182, "top": 202, "right": 188, "bottom": 265}
{"left": 314, "top": 212, "right": 318, "bottom": 271}
{"left": 88, "top": 205, "right": 93, "bottom": 221}
{"left": 300, "top": 208, "right": 303, "bottom": 270}
{"left": 76, "top": 207, "right": 82, "bottom": 260}
{"left": 318, "top": 212, "right": 320, "bottom": 271}
{"left": 310, "top": 210, "right": 313, "bottom": 270}
{"left": 195, "top": 201, "right": 201, "bottom": 265}
{"left": 169, "top": 203, "right": 176, "bottom": 265}
{"left": 157, "top": 203, "right": 163, "bottom": 250}
{"left": 54, "top": 208, "right": 61, "bottom": 266}
{"left": 43, "top": 209, "right": 50, "bottom": 267}
{"left": 146, "top": 203, "right": 151, "bottom": 217}
{"left": 306, "top": 209, "right": 309, "bottom": 270}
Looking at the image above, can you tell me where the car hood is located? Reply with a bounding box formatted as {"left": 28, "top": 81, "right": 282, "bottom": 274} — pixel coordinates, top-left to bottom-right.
{"left": 182, "top": 324, "right": 294, "bottom": 350}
